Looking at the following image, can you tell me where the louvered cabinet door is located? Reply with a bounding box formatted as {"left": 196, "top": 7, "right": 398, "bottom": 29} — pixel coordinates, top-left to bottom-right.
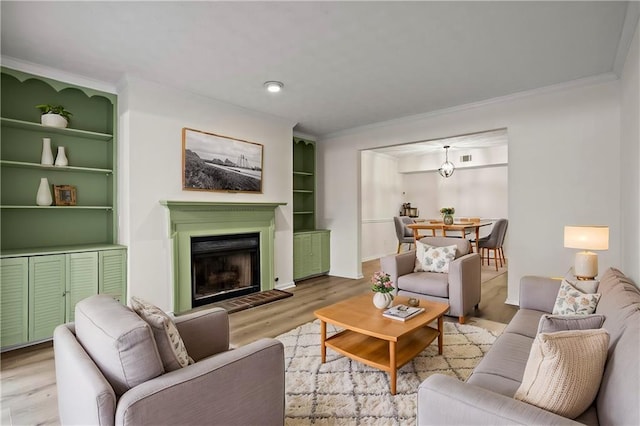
{"left": 0, "top": 257, "right": 29, "bottom": 347}
{"left": 66, "top": 252, "right": 99, "bottom": 322}
{"left": 99, "top": 249, "right": 127, "bottom": 304}
{"left": 29, "top": 255, "right": 65, "bottom": 341}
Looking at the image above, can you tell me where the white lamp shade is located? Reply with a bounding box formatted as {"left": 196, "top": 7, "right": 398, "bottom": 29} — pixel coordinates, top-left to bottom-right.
{"left": 564, "top": 226, "right": 609, "bottom": 250}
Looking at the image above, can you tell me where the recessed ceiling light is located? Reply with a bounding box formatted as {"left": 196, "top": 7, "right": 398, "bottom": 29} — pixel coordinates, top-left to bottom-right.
{"left": 264, "top": 81, "right": 284, "bottom": 93}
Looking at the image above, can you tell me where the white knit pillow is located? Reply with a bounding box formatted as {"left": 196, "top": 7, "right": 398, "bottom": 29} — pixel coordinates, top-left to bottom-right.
{"left": 130, "top": 297, "right": 194, "bottom": 372}
{"left": 552, "top": 279, "right": 601, "bottom": 315}
{"left": 414, "top": 241, "right": 457, "bottom": 273}
{"left": 514, "top": 329, "right": 609, "bottom": 419}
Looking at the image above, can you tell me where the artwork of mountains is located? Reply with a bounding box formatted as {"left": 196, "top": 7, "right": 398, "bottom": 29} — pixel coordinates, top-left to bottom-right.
{"left": 183, "top": 128, "right": 263, "bottom": 193}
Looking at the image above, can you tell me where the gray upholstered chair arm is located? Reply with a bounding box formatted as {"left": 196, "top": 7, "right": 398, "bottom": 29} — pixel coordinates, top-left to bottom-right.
{"left": 519, "top": 276, "right": 561, "bottom": 312}
{"left": 174, "top": 307, "right": 230, "bottom": 362}
{"left": 380, "top": 251, "right": 416, "bottom": 291}
{"left": 418, "top": 375, "right": 582, "bottom": 425}
{"left": 448, "top": 253, "right": 481, "bottom": 317}
{"left": 115, "top": 338, "right": 285, "bottom": 426}
{"left": 54, "top": 324, "right": 117, "bottom": 426}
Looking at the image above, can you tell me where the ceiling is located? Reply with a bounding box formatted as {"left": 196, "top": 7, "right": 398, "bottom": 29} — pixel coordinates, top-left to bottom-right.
{"left": 0, "top": 1, "right": 634, "bottom": 137}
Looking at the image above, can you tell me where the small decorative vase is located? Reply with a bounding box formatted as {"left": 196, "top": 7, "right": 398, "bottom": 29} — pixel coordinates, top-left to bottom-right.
{"left": 36, "top": 177, "right": 53, "bottom": 206}
{"left": 41, "top": 113, "right": 68, "bottom": 128}
{"left": 41, "top": 138, "right": 54, "bottom": 165}
{"left": 443, "top": 214, "right": 454, "bottom": 225}
{"left": 373, "top": 292, "right": 394, "bottom": 309}
{"left": 55, "top": 146, "right": 68, "bottom": 166}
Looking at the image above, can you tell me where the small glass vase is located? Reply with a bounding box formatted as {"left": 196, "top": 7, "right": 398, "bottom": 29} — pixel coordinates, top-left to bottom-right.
{"left": 443, "top": 214, "right": 454, "bottom": 225}
{"left": 373, "top": 292, "right": 394, "bottom": 309}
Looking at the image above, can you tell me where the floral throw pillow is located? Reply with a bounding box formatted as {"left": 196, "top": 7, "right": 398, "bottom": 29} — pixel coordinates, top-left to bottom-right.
{"left": 414, "top": 241, "right": 457, "bottom": 273}
{"left": 552, "top": 280, "right": 601, "bottom": 316}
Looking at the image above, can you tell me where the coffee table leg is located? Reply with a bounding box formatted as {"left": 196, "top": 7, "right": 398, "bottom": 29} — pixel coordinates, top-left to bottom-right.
{"left": 320, "top": 320, "right": 326, "bottom": 363}
{"left": 389, "top": 341, "right": 397, "bottom": 395}
{"left": 438, "top": 315, "right": 444, "bottom": 355}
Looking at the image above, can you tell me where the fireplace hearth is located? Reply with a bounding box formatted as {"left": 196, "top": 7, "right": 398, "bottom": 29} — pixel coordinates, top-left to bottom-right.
{"left": 191, "top": 233, "right": 260, "bottom": 307}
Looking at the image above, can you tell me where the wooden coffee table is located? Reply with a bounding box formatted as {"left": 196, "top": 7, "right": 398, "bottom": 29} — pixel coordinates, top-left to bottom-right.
{"left": 314, "top": 293, "right": 449, "bottom": 394}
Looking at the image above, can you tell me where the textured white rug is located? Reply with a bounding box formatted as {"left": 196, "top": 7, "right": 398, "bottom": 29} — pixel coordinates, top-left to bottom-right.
{"left": 277, "top": 319, "right": 501, "bottom": 425}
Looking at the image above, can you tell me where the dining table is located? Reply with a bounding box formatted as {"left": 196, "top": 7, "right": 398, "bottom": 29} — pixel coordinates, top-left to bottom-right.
{"left": 407, "top": 220, "right": 493, "bottom": 253}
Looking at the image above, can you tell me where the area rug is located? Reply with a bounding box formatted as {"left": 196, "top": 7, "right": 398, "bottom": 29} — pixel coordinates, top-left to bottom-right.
{"left": 209, "top": 289, "right": 292, "bottom": 314}
{"left": 277, "top": 319, "right": 501, "bottom": 425}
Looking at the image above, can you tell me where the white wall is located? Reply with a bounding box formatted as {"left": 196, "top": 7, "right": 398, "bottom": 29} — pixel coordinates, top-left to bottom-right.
{"left": 620, "top": 19, "right": 640, "bottom": 285}
{"left": 319, "top": 78, "right": 622, "bottom": 305}
{"left": 119, "top": 77, "right": 295, "bottom": 312}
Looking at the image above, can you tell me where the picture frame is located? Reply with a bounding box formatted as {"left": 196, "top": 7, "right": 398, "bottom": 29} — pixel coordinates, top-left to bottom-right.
{"left": 53, "top": 185, "right": 77, "bottom": 206}
{"left": 182, "top": 127, "right": 263, "bottom": 193}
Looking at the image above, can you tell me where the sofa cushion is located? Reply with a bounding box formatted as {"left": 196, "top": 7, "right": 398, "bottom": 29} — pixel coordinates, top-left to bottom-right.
{"left": 537, "top": 314, "right": 605, "bottom": 334}
{"left": 397, "top": 271, "right": 449, "bottom": 298}
{"left": 503, "top": 309, "right": 545, "bottom": 339}
{"left": 514, "top": 329, "right": 609, "bottom": 419}
{"left": 414, "top": 241, "right": 457, "bottom": 273}
{"left": 130, "top": 296, "right": 194, "bottom": 372}
{"left": 552, "top": 280, "right": 600, "bottom": 315}
{"left": 75, "top": 295, "right": 164, "bottom": 397}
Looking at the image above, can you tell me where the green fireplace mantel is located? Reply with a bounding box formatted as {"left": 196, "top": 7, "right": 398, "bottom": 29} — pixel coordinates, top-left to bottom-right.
{"left": 160, "top": 200, "right": 286, "bottom": 313}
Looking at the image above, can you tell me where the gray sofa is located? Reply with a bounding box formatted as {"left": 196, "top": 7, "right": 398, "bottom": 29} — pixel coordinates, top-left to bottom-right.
{"left": 380, "top": 236, "right": 481, "bottom": 323}
{"left": 54, "top": 295, "right": 285, "bottom": 426}
{"left": 418, "top": 267, "right": 640, "bottom": 425}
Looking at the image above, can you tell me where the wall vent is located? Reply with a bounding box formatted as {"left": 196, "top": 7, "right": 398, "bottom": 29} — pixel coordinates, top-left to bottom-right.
{"left": 460, "top": 154, "right": 472, "bottom": 163}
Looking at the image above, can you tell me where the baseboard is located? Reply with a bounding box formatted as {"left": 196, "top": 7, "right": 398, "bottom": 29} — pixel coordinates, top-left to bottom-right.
{"left": 504, "top": 298, "right": 519, "bottom": 306}
{"left": 276, "top": 281, "right": 296, "bottom": 291}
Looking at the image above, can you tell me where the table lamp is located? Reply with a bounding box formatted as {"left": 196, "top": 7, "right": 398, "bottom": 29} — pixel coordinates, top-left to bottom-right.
{"left": 564, "top": 226, "right": 609, "bottom": 280}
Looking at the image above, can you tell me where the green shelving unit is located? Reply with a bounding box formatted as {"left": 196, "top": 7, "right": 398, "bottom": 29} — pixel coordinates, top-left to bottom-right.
{"left": 293, "top": 137, "right": 330, "bottom": 280}
{"left": 0, "top": 67, "right": 127, "bottom": 350}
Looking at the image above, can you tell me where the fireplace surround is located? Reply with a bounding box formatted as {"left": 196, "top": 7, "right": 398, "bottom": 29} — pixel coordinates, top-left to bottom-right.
{"left": 160, "top": 201, "right": 285, "bottom": 313}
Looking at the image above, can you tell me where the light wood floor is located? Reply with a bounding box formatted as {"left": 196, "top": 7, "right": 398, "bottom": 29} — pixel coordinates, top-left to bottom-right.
{"left": 0, "top": 259, "right": 515, "bottom": 426}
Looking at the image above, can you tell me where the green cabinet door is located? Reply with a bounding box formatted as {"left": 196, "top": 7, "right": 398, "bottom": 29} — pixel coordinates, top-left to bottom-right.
{"left": 319, "top": 231, "right": 330, "bottom": 274}
{"left": 29, "top": 255, "right": 65, "bottom": 341}
{"left": 99, "top": 249, "right": 127, "bottom": 303}
{"left": 66, "top": 252, "right": 99, "bottom": 322}
{"left": 293, "top": 233, "right": 311, "bottom": 280}
{"left": 1, "top": 258, "right": 29, "bottom": 347}
{"left": 293, "top": 230, "right": 330, "bottom": 280}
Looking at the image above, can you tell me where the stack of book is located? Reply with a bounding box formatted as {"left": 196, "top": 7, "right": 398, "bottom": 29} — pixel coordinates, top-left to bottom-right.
{"left": 383, "top": 304, "right": 425, "bottom": 321}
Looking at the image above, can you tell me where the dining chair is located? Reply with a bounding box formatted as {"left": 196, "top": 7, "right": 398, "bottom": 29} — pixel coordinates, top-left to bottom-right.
{"left": 394, "top": 216, "right": 416, "bottom": 253}
{"left": 477, "top": 219, "right": 508, "bottom": 270}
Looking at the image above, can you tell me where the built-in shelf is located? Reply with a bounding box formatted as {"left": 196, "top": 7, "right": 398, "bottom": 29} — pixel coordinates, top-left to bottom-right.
{"left": 1, "top": 117, "right": 113, "bottom": 141}
{"left": 1, "top": 160, "right": 112, "bottom": 174}
{"left": 293, "top": 189, "right": 313, "bottom": 193}
{"left": 0, "top": 205, "right": 113, "bottom": 210}
{"left": 1, "top": 243, "right": 126, "bottom": 258}
{"left": 293, "top": 211, "right": 314, "bottom": 215}
{"left": 293, "top": 171, "right": 314, "bottom": 176}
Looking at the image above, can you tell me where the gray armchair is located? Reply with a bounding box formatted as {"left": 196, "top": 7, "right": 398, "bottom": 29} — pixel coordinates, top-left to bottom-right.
{"left": 53, "top": 295, "right": 284, "bottom": 426}
{"left": 380, "top": 236, "right": 481, "bottom": 323}
{"left": 394, "top": 215, "right": 416, "bottom": 253}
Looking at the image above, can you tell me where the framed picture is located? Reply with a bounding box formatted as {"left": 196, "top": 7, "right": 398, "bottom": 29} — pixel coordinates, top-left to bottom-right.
{"left": 53, "top": 185, "right": 77, "bottom": 206}
{"left": 182, "top": 127, "right": 263, "bottom": 193}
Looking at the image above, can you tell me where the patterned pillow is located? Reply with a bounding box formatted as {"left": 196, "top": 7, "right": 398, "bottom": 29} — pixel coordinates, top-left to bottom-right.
{"left": 515, "top": 329, "right": 609, "bottom": 418}
{"left": 552, "top": 279, "right": 601, "bottom": 315}
{"left": 130, "top": 296, "right": 194, "bottom": 372}
{"left": 414, "top": 241, "right": 457, "bottom": 273}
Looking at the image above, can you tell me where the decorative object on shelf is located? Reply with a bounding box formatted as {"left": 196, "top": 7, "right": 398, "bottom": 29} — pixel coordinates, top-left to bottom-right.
{"left": 36, "top": 177, "right": 53, "bottom": 206}
{"left": 182, "top": 127, "right": 263, "bottom": 193}
{"left": 53, "top": 185, "right": 77, "bottom": 206}
{"left": 35, "top": 104, "right": 72, "bottom": 128}
{"left": 438, "top": 145, "right": 455, "bottom": 178}
{"left": 408, "top": 297, "right": 420, "bottom": 307}
{"left": 371, "top": 271, "right": 394, "bottom": 309}
{"left": 41, "top": 137, "right": 54, "bottom": 165}
{"left": 440, "top": 207, "right": 455, "bottom": 225}
{"left": 564, "top": 225, "right": 609, "bottom": 280}
{"left": 401, "top": 202, "right": 419, "bottom": 218}
{"left": 55, "top": 146, "right": 68, "bottom": 166}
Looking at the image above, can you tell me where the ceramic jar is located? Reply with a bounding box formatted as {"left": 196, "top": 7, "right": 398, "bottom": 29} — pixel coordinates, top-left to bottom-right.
{"left": 443, "top": 214, "right": 454, "bottom": 225}
{"left": 41, "top": 113, "right": 68, "bottom": 128}
{"left": 41, "top": 138, "right": 53, "bottom": 165}
{"left": 55, "top": 146, "right": 68, "bottom": 166}
{"left": 373, "top": 292, "right": 394, "bottom": 309}
{"left": 36, "top": 177, "right": 53, "bottom": 206}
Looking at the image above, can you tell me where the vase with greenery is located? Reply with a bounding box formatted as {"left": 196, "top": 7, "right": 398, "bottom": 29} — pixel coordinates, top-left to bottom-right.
{"left": 440, "top": 207, "right": 455, "bottom": 225}
{"left": 371, "top": 271, "right": 394, "bottom": 309}
{"left": 36, "top": 104, "right": 72, "bottom": 128}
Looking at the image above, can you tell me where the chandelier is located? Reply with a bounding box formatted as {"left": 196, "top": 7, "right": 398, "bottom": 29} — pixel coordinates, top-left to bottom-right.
{"left": 438, "top": 145, "right": 455, "bottom": 178}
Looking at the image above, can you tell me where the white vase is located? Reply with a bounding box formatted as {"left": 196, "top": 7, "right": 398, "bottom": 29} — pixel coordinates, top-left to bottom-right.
{"left": 41, "top": 138, "right": 53, "bottom": 165}
{"left": 373, "top": 292, "right": 394, "bottom": 309}
{"left": 41, "top": 113, "right": 68, "bottom": 128}
{"left": 55, "top": 146, "right": 68, "bottom": 166}
{"left": 36, "top": 178, "right": 53, "bottom": 206}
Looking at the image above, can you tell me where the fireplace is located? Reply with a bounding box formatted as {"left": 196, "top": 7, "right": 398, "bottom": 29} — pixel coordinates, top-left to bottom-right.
{"left": 191, "top": 233, "right": 260, "bottom": 306}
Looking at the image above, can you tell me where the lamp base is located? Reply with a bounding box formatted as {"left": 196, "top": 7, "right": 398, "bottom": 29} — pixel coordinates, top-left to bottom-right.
{"left": 574, "top": 251, "right": 598, "bottom": 280}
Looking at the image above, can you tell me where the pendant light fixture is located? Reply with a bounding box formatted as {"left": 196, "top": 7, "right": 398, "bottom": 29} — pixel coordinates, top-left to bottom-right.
{"left": 438, "top": 145, "right": 455, "bottom": 178}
